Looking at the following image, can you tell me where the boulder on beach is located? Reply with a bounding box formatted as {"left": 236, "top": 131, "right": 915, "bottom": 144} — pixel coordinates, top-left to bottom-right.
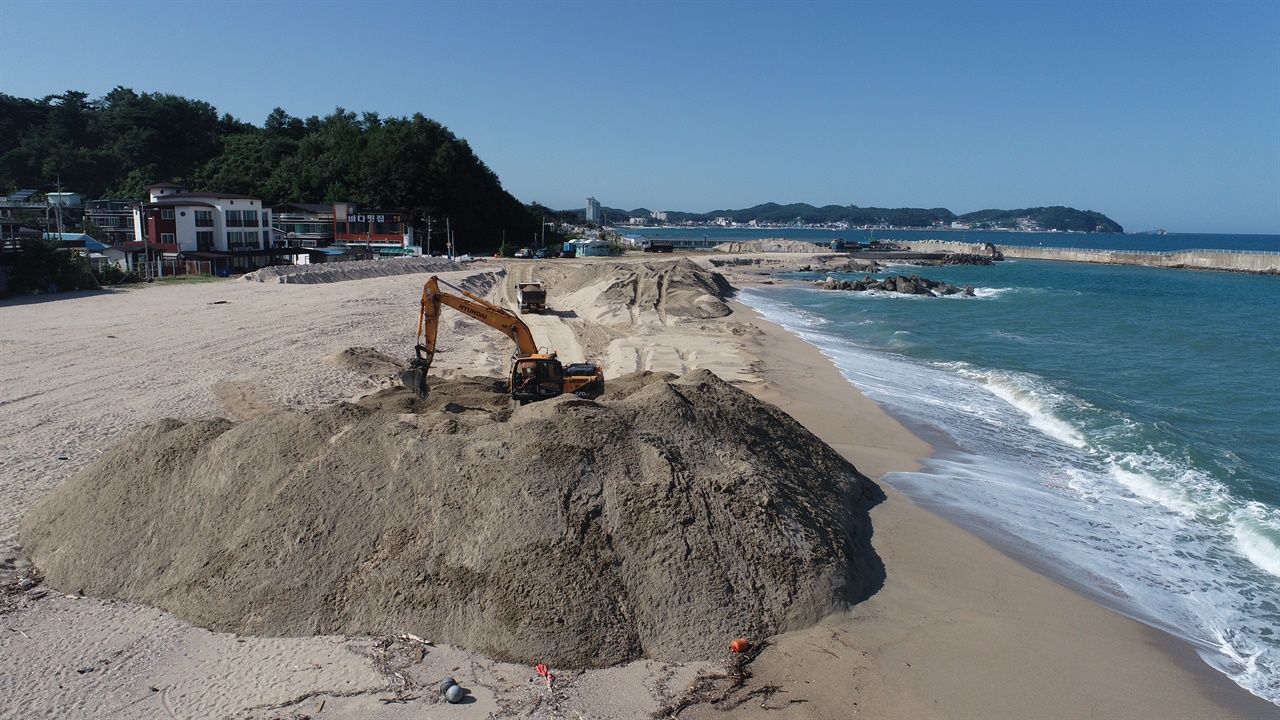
{"left": 20, "top": 369, "right": 882, "bottom": 669}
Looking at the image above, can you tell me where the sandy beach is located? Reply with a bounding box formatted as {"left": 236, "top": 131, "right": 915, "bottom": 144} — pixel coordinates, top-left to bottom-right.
{"left": 1, "top": 255, "right": 1274, "bottom": 719}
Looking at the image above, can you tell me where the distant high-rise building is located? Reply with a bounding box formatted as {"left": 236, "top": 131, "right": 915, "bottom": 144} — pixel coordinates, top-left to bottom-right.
{"left": 586, "top": 197, "right": 601, "bottom": 224}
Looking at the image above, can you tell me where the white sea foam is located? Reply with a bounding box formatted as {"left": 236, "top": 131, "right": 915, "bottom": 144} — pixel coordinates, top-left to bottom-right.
{"left": 1106, "top": 460, "right": 1199, "bottom": 515}
{"left": 739, "top": 286, "right": 1280, "bottom": 704}
{"left": 970, "top": 286, "right": 1010, "bottom": 298}
{"left": 959, "top": 369, "right": 1088, "bottom": 449}
{"left": 1234, "top": 505, "right": 1280, "bottom": 579}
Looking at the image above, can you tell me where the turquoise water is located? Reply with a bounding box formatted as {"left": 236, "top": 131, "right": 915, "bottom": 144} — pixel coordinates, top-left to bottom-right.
{"left": 739, "top": 253, "right": 1280, "bottom": 703}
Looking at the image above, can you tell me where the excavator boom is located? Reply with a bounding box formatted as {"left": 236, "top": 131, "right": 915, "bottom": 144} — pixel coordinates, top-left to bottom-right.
{"left": 406, "top": 275, "right": 604, "bottom": 403}
{"left": 414, "top": 276, "right": 538, "bottom": 374}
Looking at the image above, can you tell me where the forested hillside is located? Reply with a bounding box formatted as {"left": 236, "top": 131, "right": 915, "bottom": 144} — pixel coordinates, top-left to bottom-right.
{"left": 0, "top": 89, "right": 540, "bottom": 253}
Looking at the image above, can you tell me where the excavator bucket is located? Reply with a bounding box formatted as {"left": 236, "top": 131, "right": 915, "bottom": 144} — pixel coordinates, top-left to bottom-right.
{"left": 402, "top": 366, "right": 429, "bottom": 399}
{"left": 404, "top": 345, "right": 433, "bottom": 399}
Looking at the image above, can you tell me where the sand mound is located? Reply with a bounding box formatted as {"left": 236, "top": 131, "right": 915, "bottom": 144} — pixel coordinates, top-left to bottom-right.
{"left": 714, "top": 239, "right": 827, "bottom": 253}
{"left": 243, "top": 257, "right": 463, "bottom": 284}
{"left": 326, "top": 346, "right": 407, "bottom": 376}
{"left": 20, "top": 370, "right": 880, "bottom": 669}
{"left": 555, "top": 258, "right": 733, "bottom": 325}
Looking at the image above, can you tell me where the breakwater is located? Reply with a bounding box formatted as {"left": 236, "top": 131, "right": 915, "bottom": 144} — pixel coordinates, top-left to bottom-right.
{"left": 901, "top": 240, "right": 1280, "bottom": 274}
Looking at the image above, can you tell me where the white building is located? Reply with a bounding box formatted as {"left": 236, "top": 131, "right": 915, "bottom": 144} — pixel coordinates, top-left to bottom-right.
{"left": 585, "top": 197, "right": 601, "bottom": 224}
{"left": 131, "top": 183, "right": 289, "bottom": 274}
{"left": 132, "top": 183, "right": 272, "bottom": 254}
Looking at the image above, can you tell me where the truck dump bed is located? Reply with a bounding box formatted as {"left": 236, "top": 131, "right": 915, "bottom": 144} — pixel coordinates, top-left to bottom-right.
{"left": 516, "top": 282, "right": 547, "bottom": 313}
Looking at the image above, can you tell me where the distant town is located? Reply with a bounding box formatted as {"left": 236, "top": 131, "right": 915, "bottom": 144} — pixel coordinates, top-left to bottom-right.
{"left": 582, "top": 198, "right": 1124, "bottom": 235}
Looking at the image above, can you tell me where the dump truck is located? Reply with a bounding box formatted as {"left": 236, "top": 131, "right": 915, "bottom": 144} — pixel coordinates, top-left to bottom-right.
{"left": 516, "top": 281, "right": 547, "bottom": 313}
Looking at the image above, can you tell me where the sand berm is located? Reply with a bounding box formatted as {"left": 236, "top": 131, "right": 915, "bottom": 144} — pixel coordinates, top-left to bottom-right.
{"left": 19, "top": 258, "right": 882, "bottom": 671}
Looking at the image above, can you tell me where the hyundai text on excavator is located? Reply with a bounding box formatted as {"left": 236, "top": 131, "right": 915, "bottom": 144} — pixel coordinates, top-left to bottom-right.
{"left": 406, "top": 275, "right": 605, "bottom": 403}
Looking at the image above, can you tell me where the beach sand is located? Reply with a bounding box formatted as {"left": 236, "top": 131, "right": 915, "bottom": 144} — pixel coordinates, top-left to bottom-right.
{"left": 1, "top": 256, "right": 1274, "bottom": 719}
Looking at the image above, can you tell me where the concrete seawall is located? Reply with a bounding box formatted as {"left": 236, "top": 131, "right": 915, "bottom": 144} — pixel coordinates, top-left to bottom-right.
{"left": 901, "top": 240, "right": 1280, "bottom": 274}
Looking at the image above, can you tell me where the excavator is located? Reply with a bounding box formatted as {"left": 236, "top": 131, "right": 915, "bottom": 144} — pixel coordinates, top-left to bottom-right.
{"left": 405, "top": 275, "right": 605, "bottom": 403}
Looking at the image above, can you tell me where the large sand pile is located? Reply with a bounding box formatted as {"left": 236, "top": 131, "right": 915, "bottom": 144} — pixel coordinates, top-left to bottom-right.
{"left": 713, "top": 239, "right": 827, "bottom": 254}
{"left": 553, "top": 258, "right": 734, "bottom": 325}
{"left": 20, "top": 370, "right": 880, "bottom": 669}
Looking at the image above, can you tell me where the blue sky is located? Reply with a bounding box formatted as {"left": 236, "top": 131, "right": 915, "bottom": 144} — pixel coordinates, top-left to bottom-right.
{"left": 2, "top": 0, "right": 1277, "bottom": 234}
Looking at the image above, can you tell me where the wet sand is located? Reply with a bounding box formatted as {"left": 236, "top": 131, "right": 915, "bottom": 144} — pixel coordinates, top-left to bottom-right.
{"left": 709, "top": 297, "right": 1277, "bottom": 718}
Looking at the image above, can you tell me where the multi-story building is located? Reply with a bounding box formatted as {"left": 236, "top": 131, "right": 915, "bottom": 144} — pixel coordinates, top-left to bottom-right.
{"left": 83, "top": 199, "right": 136, "bottom": 245}
{"left": 1, "top": 189, "right": 84, "bottom": 236}
{"left": 585, "top": 197, "right": 601, "bottom": 224}
{"left": 131, "top": 183, "right": 285, "bottom": 273}
{"left": 272, "top": 203, "right": 335, "bottom": 248}
{"left": 270, "top": 202, "right": 416, "bottom": 255}
{"left": 332, "top": 203, "right": 415, "bottom": 255}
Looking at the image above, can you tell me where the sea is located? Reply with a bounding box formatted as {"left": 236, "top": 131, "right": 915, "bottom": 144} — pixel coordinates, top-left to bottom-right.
{"left": 676, "top": 229, "right": 1280, "bottom": 704}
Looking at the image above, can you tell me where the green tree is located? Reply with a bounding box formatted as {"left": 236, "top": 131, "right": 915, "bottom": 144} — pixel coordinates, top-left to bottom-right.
{"left": 8, "top": 238, "right": 96, "bottom": 293}
{"left": 1, "top": 89, "right": 546, "bottom": 252}
{"left": 82, "top": 218, "right": 108, "bottom": 243}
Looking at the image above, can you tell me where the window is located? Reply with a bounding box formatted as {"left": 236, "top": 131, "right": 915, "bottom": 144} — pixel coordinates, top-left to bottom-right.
{"left": 161, "top": 209, "right": 174, "bottom": 220}
{"left": 243, "top": 211, "right": 258, "bottom": 227}
{"left": 261, "top": 211, "right": 270, "bottom": 226}
{"left": 229, "top": 231, "right": 259, "bottom": 250}
{"left": 225, "top": 210, "right": 242, "bottom": 227}
{"left": 160, "top": 233, "right": 175, "bottom": 243}
{"left": 196, "top": 231, "right": 214, "bottom": 251}
{"left": 194, "top": 210, "right": 213, "bottom": 227}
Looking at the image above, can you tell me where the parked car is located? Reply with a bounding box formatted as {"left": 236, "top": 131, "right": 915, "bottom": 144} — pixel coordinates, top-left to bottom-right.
{"left": 513, "top": 248, "right": 531, "bottom": 258}
{"left": 534, "top": 248, "right": 549, "bottom": 259}
{"left": 559, "top": 248, "right": 576, "bottom": 258}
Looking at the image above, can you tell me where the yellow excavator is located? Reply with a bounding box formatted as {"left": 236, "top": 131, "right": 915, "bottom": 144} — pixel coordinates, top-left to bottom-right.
{"left": 406, "top": 275, "right": 605, "bottom": 403}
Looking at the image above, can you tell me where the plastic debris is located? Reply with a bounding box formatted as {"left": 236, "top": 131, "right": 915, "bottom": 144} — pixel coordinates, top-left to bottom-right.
{"left": 536, "top": 662, "right": 555, "bottom": 689}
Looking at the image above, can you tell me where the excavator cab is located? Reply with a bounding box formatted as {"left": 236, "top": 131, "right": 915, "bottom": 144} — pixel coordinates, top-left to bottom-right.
{"left": 511, "top": 356, "right": 565, "bottom": 404}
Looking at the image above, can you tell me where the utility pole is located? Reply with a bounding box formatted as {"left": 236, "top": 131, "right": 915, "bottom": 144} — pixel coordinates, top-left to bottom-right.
{"left": 142, "top": 204, "right": 153, "bottom": 281}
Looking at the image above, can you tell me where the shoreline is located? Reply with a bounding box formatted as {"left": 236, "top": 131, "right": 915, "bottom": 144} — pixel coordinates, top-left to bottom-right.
{"left": 722, "top": 285, "right": 1278, "bottom": 717}
{"left": 1, "top": 258, "right": 1276, "bottom": 717}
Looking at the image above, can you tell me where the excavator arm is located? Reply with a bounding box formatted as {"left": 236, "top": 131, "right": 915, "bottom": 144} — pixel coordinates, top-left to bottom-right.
{"left": 408, "top": 276, "right": 540, "bottom": 394}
